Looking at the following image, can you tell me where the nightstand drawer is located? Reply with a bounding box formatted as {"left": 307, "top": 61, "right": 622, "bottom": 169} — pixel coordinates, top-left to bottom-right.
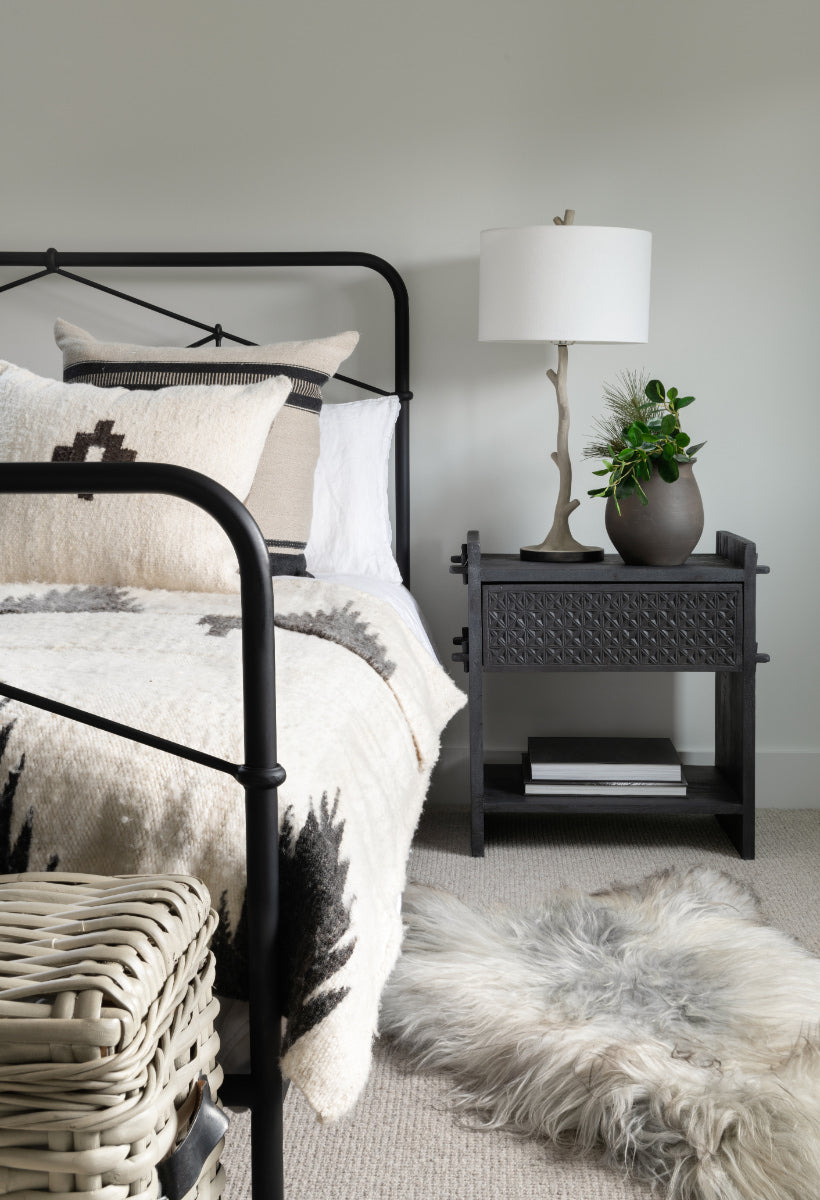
{"left": 482, "top": 583, "right": 743, "bottom": 669}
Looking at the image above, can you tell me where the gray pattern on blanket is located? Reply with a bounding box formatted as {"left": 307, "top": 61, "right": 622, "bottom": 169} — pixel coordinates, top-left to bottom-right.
{"left": 0, "top": 699, "right": 58, "bottom": 873}
{"left": 279, "top": 791, "right": 355, "bottom": 1049}
{"left": 198, "top": 614, "right": 242, "bottom": 638}
{"left": 0, "top": 585, "right": 143, "bottom": 614}
{"left": 199, "top": 600, "right": 396, "bottom": 680}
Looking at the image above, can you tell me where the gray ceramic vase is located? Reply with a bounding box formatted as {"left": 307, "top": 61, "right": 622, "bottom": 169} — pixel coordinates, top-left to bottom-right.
{"left": 605, "top": 461, "right": 704, "bottom": 566}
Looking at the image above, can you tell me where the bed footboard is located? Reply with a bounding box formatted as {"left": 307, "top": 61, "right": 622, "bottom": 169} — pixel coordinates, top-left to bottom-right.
{"left": 0, "top": 460, "right": 285, "bottom": 1200}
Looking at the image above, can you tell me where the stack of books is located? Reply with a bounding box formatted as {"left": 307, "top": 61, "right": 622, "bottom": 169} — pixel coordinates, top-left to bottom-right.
{"left": 523, "top": 736, "right": 687, "bottom": 797}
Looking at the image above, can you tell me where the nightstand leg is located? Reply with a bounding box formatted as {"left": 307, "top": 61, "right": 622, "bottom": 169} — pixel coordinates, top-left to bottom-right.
{"left": 715, "top": 671, "right": 755, "bottom": 859}
{"left": 469, "top": 665, "right": 485, "bottom": 857}
{"left": 470, "top": 808, "right": 485, "bottom": 857}
{"left": 714, "top": 532, "right": 761, "bottom": 860}
{"left": 465, "top": 531, "right": 486, "bottom": 857}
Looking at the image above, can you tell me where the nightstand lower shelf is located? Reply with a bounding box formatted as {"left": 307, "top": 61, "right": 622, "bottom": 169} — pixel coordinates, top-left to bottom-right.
{"left": 483, "top": 763, "right": 744, "bottom": 816}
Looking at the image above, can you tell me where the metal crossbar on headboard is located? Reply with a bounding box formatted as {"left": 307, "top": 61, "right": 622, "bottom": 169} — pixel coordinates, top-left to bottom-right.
{"left": 0, "top": 248, "right": 413, "bottom": 585}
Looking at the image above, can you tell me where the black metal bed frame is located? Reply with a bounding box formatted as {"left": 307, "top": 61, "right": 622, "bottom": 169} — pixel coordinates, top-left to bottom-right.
{"left": 0, "top": 249, "right": 413, "bottom": 1200}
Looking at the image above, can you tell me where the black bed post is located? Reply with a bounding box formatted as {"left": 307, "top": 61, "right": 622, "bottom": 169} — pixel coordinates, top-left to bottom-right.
{"left": 385, "top": 258, "right": 411, "bottom": 590}
{"left": 231, "top": 515, "right": 285, "bottom": 1200}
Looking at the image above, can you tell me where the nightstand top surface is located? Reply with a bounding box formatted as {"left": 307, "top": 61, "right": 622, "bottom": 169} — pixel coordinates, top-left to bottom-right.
{"left": 475, "top": 551, "right": 746, "bottom": 584}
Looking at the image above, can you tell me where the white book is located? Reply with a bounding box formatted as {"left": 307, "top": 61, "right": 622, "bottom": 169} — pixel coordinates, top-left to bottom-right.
{"left": 523, "top": 780, "right": 688, "bottom": 797}
{"left": 523, "top": 755, "right": 687, "bottom": 796}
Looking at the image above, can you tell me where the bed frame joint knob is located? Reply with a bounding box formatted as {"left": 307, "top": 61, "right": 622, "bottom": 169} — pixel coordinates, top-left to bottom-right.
{"left": 236, "top": 763, "right": 287, "bottom": 789}
{"left": 45, "top": 247, "right": 59, "bottom": 272}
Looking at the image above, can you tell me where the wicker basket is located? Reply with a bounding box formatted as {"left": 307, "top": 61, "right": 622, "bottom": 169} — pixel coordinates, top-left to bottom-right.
{"left": 0, "top": 872, "right": 227, "bottom": 1200}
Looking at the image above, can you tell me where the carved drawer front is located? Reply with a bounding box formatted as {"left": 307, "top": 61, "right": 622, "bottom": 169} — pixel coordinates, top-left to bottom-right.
{"left": 482, "top": 584, "right": 743, "bottom": 669}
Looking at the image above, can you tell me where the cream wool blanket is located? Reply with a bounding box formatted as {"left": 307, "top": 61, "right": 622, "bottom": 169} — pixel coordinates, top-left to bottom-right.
{"left": 0, "top": 577, "right": 465, "bottom": 1122}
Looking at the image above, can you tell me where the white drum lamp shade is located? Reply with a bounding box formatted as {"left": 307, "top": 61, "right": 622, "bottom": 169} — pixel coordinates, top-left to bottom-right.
{"left": 477, "top": 218, "right": 652, "bottom": 561}
{"left": 479, "top": 225, "right": 652, "bottom": 344}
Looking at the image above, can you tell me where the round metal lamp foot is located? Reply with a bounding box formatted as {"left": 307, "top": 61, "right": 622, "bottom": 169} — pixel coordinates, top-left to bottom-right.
{"left": 520, "top": 544, "right": 604, "bottom": 562}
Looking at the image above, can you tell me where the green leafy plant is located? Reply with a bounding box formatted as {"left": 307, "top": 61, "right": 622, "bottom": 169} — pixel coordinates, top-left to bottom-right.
{"left": 584, "top": 372, "right": 705, "bottom": 513}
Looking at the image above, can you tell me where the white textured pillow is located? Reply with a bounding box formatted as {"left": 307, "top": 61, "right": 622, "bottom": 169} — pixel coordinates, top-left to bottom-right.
{"left": 55, "top": 319, "right": 360, "bottom": 577}
{"left": 305, "top": 395, "right": 401, "bottom": 582}
{"left": 0, "top": 360, "right": 290, "bottom": 592}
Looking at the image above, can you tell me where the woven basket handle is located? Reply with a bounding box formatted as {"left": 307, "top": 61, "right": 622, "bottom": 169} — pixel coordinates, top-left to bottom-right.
{"left": 157, "top": 1077, "right": 229, "bottom": 1200}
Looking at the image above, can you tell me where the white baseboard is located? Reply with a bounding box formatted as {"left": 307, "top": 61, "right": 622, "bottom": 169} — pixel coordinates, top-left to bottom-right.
{"left": 745, "top": 751, "right": 820, "bottom": 809}
{"left": 427, "top": 748, "right": 820, "bottom": 810}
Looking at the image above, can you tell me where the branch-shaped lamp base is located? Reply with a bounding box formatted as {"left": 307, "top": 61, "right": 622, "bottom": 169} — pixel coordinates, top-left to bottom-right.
{"left": 520, "top": 341, "right": 603, "bottom": 562}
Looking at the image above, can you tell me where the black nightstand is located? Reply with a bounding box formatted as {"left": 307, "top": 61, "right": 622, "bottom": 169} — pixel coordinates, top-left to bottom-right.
{"left": 450, "top": 530, "right": 770, "bottom": 858}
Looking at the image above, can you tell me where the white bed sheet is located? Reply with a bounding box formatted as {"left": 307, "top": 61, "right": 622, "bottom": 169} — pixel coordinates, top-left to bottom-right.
{"left": 312, "top": 572, "right": 439, "bottom": 660}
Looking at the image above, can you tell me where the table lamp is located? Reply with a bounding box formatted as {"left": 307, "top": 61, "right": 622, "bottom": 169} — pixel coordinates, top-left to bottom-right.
{"left": 479, "top": 210, "right": 652, "bottom": 561}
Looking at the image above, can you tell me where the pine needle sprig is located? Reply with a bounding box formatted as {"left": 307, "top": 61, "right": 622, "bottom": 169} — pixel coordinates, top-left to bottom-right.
{"left": 582, "top": 369, "right": 662, "bottom": 461}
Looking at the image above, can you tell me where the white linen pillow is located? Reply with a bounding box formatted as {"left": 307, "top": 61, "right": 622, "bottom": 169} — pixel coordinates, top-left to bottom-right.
{"left": 0, "top": 360, "right": 290, "bottom": 592}
{"left": 305, "top": 395, "right": 402, "bottom": 582}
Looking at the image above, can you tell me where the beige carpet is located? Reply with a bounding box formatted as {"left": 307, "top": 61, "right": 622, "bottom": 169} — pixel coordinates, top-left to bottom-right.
{"left": 222, "top": 808, "right": 820, "bottom": 1199}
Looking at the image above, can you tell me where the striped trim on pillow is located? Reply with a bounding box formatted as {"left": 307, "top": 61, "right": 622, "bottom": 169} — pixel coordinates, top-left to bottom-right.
{"left": 56, "top": 322, "right": 359, "bottom": 577}
{"left": 64, "top": 361, "right": 324, "bottom": 411}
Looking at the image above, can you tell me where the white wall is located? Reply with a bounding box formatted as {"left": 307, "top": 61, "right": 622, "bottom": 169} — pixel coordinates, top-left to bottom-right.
{"left": 2, "top": 0, "right": 818, "bottom": 807}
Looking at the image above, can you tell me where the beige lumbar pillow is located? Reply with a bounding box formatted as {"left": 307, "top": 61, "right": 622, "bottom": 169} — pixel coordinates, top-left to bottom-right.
{"left": 55, "top": 319, "right": 360, "bottom": 576}
{"left": 0, "top": 360, "right": 290, "bottom": 592}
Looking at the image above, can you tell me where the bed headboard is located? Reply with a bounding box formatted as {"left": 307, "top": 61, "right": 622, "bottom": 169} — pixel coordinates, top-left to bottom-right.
{"left": 0, "top": 249, "right": 413, "bottom": 586}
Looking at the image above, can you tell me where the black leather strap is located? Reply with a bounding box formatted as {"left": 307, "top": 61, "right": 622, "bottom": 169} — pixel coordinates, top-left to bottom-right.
{"left": 158, "top": 1077, "right": 230, "bottom": 1200}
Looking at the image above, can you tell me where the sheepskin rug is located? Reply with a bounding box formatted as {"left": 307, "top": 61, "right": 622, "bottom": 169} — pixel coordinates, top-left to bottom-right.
{"left": 380, "top": 867, "right": 820, "bottom": 1200}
